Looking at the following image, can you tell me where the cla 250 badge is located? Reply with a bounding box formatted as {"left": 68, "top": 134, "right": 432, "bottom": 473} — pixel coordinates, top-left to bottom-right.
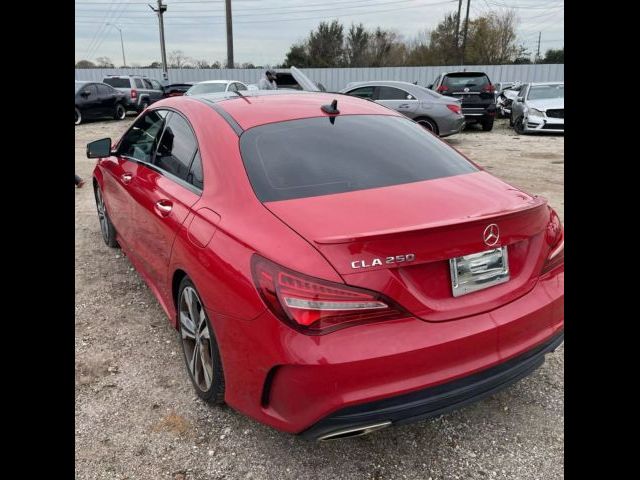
{"left": 351, "top": 254, "right": 415, "bottom": 269}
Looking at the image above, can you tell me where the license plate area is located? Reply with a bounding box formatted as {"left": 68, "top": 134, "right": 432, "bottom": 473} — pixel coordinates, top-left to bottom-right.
{"left": 449, "top": 247, "right": 509, "bottom": 297}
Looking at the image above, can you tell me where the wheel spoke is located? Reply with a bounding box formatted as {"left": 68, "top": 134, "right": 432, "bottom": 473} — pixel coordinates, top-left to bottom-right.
{"left": 200, "top": 345, "right": 213, "bottom": 388}
{"left": 186, "top": 290, "right": 199, "bottom": 324}
{"left": 189, "top": 341, "right": 199, "bottom": 376}
{"left": 180, "top": 312, "right": 196, "bottom": 340}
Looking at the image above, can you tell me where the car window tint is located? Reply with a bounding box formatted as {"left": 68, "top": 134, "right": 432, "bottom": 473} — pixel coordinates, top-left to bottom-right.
{"left": 96, "top": 84, "right": 112, "bottom": 96}
{"left": 236, "top": 83, "right": 248, "bottom": 91}
{"left": 153, "top": 114, "right": 198, "bottom": 181}
{"left": 103, "top": 78, "right": 130, "bottom": 88}
{"left": 118, "top": 110, "right": 169, "bottom": 162}
{"left": 442, "top": 74, "right": 490, "bottom": 91}
{"left": 150, "top": 79, "right": 162, "bottom": 90}
{"left": 134, "top": 78, "right": 144, "bottom": 89}
{"left": 228, "top": 82, "right": 237, "bottom": 92}
{"left": 346, "top": 86, "right": 375, "bottom": 99}
{"left": 378, "top": 86, "right": 414, "bottom": 100}
{"left": 188, "top": 150, "right": 204, "bottom": 190}
{"left": 240, "top": 115, "right": 477, "bottom": 202}
{"left": 143, "top": 79, "right": 153, "bottom": 89}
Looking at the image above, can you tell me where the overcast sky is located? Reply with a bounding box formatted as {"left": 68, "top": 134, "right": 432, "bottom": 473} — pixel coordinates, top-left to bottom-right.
{"left": 75, "top": 0, "right": 564, "bottom": 66}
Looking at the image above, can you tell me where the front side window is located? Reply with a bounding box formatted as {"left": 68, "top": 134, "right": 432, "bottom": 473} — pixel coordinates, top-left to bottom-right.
{"left": 118, "top": 110, "right": 168, "bottom": 162}
{"left": 377, "top": 86, "right": 414, "bottom": 100}
{"left": 150, "top": 79, "right": 162, "bottom": 90}
{"left": 153, "top": 114, "right": 198, "bottom": 181}
{"left": 143, "top": 79, "right": 153, "bottom": 89}
{"left": 96, "top": 84, "right": 113, "bottom": 96}
{"left": 346, "top": 86, "right": 375, "bottom": 99}
{"left": 236, "top": 83, "right": 248, "bottom": 91}
{"left": 240, "top": 115, "right": 477, "bottom": 202}
{"left": 228, "top": 82, "right": 237, "bottom": 92}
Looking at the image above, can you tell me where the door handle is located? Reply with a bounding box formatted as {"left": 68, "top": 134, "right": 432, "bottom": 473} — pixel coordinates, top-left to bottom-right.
{"left": 121, "top": 173, "right": 132, "bottom": 184}
{"left": 399, "top": 104, "right": 410, "bottom": 108}
{"left": 154, "top": 200, "right": 173, "bottom": 217}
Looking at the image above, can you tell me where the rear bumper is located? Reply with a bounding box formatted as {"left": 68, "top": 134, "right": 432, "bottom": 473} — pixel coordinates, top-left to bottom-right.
{"left": 301, "top": 329, "right": 563, "bottom": 440}
{"left": 439, "top": 116, "right": 466, "bottom": 137}
{"left": 213, "top": 267, "right": 564, "bottom": 435}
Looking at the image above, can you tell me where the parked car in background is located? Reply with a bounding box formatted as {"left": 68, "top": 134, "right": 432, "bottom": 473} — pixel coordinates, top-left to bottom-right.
{"left": 340, "top": 80, "right": 464, "bottom": 137}
{"left": 163, "top": 83, "right": 195, "bottom": 98}
{"left": 429, "top": 71, "right": 496, "bottom": 131}
{"left": 185, "top": 80, "right": 248, "bottom": 96}
{"left": 88, "top": 89, "right": 563, "bottom": 441}
{"left": 102, "top": 75, "right": 164, "bottom": 112}
{"left": 509, "top": 82, "right": 564, "bottom": 134}
{"left": 75, "top": 81, "right": 127, "bottom": 125}
{"left": 496, "top": 82, "right": 523, "bottom": 118}
{"left": 258, "top": 67, "right": 325, "bottom": 91}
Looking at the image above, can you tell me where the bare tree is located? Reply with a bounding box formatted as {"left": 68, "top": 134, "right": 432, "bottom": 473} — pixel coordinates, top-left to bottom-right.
{"left": 76, "top": 59, "right": 96, "bottom": 68}
{"left": 168, "top": 50, "right": 191, "bottom": 68}
{"left": 95, "top": 56, "right": 114, "bottom": 68}
{"left": 194, "top": 59, "right": 210, "bottom": 68}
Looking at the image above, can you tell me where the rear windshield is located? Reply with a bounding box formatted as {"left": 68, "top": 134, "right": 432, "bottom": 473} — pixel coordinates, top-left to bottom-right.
{"left": 103, "top": 78, "right": 131, "bottom": 88}
{"left": 187, "top": 83, "right": 227, "bottom": 95}
{"left": 239, "top": 115, "right": 477, "bottom": 202}
{"left": 527, "top": 84, "right": 564, "bottom": 100}
{"left": 443, "top": 73, "right": 490, "bottom": 91}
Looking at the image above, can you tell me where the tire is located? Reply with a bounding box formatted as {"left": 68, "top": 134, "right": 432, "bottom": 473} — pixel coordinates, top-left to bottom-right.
{"left": 139, "top": 99, "right": 150, "bottom": 112}
{"left": 75, "top": 107, "right": 82, "bottom": 125}
{"left": 94, "top": 184, "right": 119, "bottom": 248}
{"left": 514, "top": 116, "right": 526, "bottom": 135}
{"left": 481, "top": 117, "right": 494, "bottom": 132}
{"left": 416, "top": 117, "right": 439, "bottom": 135}
{"left": 509, "top": 111, "right": 515, "bottom": 127}
{"left": 114, "top": 103, "right": 126, "bottom": 120}
{"left": 177, "top": 277, "right": 225, "bottom": 405}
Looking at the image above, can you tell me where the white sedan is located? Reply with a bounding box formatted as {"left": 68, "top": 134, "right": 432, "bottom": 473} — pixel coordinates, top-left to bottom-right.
{"left": 184, "top": 80, "right": 248, "bottom": 96}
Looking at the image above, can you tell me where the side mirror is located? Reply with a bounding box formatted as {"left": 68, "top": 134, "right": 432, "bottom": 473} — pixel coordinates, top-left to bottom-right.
{"left": 516, "top": 96, "right": 524, "bottom": 102}
{"left": 427, "top": 84, "right": 433, "bottom": 89}
{"left": 86, "top": 138, "right": 112, "bottom": 158}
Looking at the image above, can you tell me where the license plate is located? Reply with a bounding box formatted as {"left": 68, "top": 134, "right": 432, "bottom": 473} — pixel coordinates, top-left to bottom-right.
{"left": 449, "top": 247, "right": 509, "bottom": 297}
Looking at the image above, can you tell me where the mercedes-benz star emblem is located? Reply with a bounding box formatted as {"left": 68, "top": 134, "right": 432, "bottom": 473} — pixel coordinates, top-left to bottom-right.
{"left": 464, "top": 87, "right": 470, "bottom": 92}
{"left": 483, "top": 224, "right": 500, "bottom": 246}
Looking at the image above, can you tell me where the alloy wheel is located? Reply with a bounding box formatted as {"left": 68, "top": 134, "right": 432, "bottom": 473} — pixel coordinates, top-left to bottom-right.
{"left": 95, "top": 187, "right": 109, "bottom": 241}
{"left": 179, "top": 287, "right": 214, "bottom": 392}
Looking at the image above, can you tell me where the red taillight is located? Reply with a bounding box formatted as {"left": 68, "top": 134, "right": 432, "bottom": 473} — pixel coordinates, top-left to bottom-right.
{"left": 131, "top": 88, "right": 138, "bottom": 99}
{"left": 436, "top": 85, "right": 449, "bottom": 93}
{"left": 251, "top": 255, "right": 408, "bottom": 334}
{"left": 447, "top": 104, "right": 462, "bottom": 115}
{"left": 541, "top": 208, "right": 564, "bottom": 274}
{"left": 483, "top": 84, "right": 496, "bottom": 93}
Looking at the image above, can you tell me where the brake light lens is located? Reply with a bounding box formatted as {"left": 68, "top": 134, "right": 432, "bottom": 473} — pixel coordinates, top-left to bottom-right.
{"left": 482, "top": 84, "right": 496, "bottom": 93}
{"left": 447, "top": 104, "right": 462, "bottom": 115}
{"left": 436, "top": 85, "right": 449, "bottom": 93}
{"left": 251, "top": 255, "right": 408, "bottom": 334}
{"left": 541, "top": 208, "right": 564, "bottom": 274}
{"left": 131, "top": 88, "right": 138, "bottom": 99}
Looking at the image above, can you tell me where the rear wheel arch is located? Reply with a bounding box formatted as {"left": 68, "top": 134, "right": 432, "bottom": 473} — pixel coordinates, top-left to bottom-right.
{"left": 172, "top": 269, "right": 188, "bottom": 317}
{"left": 414, "top": 116, "right": 440, "bottom": 135}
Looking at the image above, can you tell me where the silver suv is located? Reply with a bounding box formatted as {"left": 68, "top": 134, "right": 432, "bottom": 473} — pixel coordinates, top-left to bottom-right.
{"left": 102, "top": 75, "right": 164, "bottom": 112}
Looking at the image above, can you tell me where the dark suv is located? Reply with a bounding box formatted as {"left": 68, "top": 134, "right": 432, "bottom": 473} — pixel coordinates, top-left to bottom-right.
{"left": 429, "top": 72, "right": 496, "bottom": 131}
{"left": 102, "top": 75, "right": 164, "bottom": 112}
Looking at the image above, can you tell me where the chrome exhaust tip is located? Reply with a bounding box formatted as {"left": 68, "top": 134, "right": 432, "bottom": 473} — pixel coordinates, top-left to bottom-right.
{"left": 317, "top": 421, "right": 392, "bottom": 441}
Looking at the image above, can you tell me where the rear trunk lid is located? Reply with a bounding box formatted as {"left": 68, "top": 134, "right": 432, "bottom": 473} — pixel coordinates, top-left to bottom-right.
{"left": 265, "top": 171, "right": 550, "bottom": 322}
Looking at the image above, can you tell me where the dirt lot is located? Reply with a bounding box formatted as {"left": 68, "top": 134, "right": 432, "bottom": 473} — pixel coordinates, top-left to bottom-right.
{"left": 75, "top": 117, "right": 564, "bottom": 480}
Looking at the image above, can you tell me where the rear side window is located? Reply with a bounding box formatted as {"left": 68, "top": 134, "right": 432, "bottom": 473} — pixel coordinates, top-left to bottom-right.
{"left": 154, "top": 113, "right": 198, "bottom": 181}
{"left": 346, "top": 86, "right": 375, "bottom": 99}
{"left": 103, "top": 77, "right": 131, "bottom": 88}
{"left": 236, "top": 83, "right": 248, "bottom": 91}
{"left": 240, "top": 115, "right": 477, "bottom": 202}
{"left": 377, "top": 86, "right": 414, "bottom": 100}
{"left": 118, "top": 110, "right": 168, "bottom": 162}
{"left": 443, "top": 74, "right": 490, "bottom": 91}
{"left": 188, "top": 151, "right": 204, "bottom": 190}
{"left": 134, "top": 78, "right": 144, "bottom": 89}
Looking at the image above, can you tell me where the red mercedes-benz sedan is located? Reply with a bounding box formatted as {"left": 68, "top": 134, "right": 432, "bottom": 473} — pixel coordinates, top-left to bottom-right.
{"left": 88, "top": 89, "right": 564, "bottom": 441}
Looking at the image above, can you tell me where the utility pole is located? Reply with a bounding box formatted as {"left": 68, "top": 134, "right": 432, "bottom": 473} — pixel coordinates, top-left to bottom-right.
{"left": 536, "top": 31, "right": 541, "bottom": 63}
{"left": 149, "top": 1, "right": 168, "bottom": 81}
{"left": 455, "top": 0, "right": 462, "bottom": 55}
{"left": 225, "top": 0, "right": 234, "bottom": 68}
{"left": 460, "top": 0, "right": 471, "bottom": 65}
{"left": 107, "top": 23, "right": 126, "bottom": 68}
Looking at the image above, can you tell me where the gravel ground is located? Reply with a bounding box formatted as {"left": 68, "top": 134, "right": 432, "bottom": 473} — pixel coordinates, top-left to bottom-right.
{"left": 75, "top": 117, "right": 564, "bottom": 480}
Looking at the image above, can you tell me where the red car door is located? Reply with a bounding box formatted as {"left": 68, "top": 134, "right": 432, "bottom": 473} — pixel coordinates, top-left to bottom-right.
{"left": 128, "top": 111, "right": 202, "bottom": 300}
{"left": 103, "top": 110, "right": 169, "bottom": 251}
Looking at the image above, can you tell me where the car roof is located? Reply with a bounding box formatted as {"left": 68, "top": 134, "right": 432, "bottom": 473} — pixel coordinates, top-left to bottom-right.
{"left": 527, "top": 82, "right": 564, "bottom": 86}
{"left": 158, "top": 90, "right": 399, "bottom": 131}
{"left": 195, "top": 80, "right": 243, "bottom": 84}
{"left": 443, "top": 71, "right": 488, "bottom": 76}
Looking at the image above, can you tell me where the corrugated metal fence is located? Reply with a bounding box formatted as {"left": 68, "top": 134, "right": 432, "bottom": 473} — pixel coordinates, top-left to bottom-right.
{"left": 75, "top": 64, "right": 563, "bottom": 91}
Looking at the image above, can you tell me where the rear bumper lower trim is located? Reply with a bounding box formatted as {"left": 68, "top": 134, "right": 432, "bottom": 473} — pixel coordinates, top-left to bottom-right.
{"left": 300, "top": 330, "right": 564, "bottom": 440}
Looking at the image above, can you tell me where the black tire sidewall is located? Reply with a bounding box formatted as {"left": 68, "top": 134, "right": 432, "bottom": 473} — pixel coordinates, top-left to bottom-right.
{"left": 482, "top": 117, "right": 494, "bottom": 131}
{"left": 75, "top": 107, "right": 82, "bottom": 125}
{"left": 94, "top": 185, "right": 119, "bottom": 248}
{"left": 514, "top": 116, "right": 525, "bottom": 134}
{"left": 115, "top": 104, "right": 126, "bottom": 120}
{"left": 417, "top": 118, "right": 438, "bottom": 135}
{"left": 177, "top": 277, "right": 225, "bottom": 405}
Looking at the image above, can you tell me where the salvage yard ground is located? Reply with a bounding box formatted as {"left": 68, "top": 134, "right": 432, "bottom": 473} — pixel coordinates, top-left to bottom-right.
{"left": 75, "top": 118, "right": 564, "bottom": 480}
